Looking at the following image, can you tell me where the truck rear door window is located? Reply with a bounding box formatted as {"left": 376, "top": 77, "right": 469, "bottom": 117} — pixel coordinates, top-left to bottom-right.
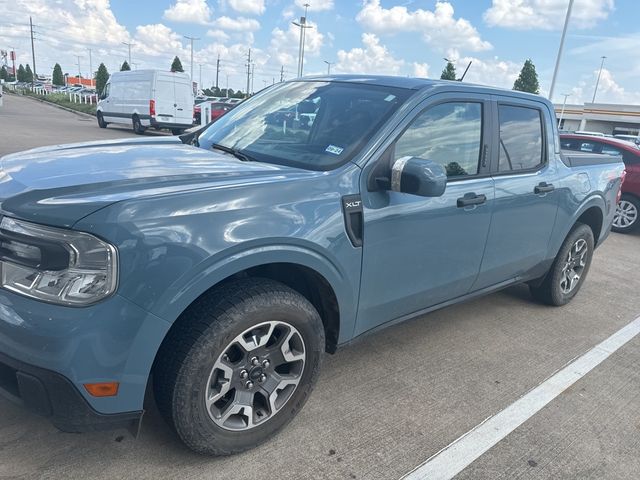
{"left": 498, "top": 105, "right": 544, "bottom": 172}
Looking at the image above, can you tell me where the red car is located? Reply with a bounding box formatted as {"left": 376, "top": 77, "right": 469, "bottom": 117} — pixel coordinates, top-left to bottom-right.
{"left": 561, "top": 134, "right": 640, "bottom": 233}
{"left": 194, "top": 102, "right": 232, "bottom": 125}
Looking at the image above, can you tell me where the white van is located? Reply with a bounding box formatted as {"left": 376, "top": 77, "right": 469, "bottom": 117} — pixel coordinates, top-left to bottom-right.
{"left": 97, "top": 70, "right": 194, "bottom": 134}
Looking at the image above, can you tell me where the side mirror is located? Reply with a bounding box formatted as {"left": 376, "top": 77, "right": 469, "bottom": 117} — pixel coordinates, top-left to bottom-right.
{"left": 391, "top": 157, "right": 447, "bottom": 197}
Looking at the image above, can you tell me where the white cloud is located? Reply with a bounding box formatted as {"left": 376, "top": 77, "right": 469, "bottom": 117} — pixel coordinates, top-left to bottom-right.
{"left": 206, "top": 29, "right": 230, "bottom": 41}
{"left": 413, "top": 62, "right": 430, "bottom": 78}
{"left": 590, "top": 68, "right": 640, "bottom": 103}
{"left": 163, "top": 0, "right": 213, "bottom": 25}
{"left": 270, "top": 21, "right": 324, "bottom": 68}
{"left": 356, "top": 0, "right": 492, "bottom": 53}
{"left": 228, "top": 0, "right": 265, "bottom": 15}
{"left": 134, "top": 24, "right": 186, "bottom": 58}
{"left": 454, "top": 55, "right": 522, "bottom": 90}
{"left": 294, "top": 0, "right": 334, "bottom": 11}
{"left": 484, "top": 0, "right": 614, "bottom": 30}
{"left": 335, "top": 33, "right": 404, "bottom": 75}
{"left": 214, "top": 16, "right": 261, "bottom": 31}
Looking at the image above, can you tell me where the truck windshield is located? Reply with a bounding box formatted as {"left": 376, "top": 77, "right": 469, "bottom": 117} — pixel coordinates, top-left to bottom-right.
{"left": 197, "top": 81, "right": 412, "bottom": 170}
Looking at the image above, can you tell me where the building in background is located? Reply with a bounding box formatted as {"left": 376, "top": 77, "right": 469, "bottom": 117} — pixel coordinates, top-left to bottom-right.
{"left": 556, "top": 102, "right": 640, "bottom": 135}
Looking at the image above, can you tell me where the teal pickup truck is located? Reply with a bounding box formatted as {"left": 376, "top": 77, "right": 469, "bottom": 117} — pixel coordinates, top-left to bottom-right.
{"left": 0, "top": 76, "right": 624, "bottom": 454}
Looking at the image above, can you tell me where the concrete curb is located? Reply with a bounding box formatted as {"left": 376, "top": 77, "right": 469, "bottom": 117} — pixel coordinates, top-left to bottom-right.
{"left": 9, "top": 92, "right": 96, "bottom": 120}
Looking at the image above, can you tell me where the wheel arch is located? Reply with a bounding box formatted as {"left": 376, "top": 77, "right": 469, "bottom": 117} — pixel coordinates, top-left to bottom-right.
{"left": 576, "top": 205, "right": 604, "bottom": 246}
{"left": 151, "top": 247, "right": 353, "bottom": 356}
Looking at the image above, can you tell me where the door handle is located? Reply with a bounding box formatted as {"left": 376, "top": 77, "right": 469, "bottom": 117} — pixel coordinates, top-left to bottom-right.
{"left": 457, "top": 193, "right": 487, "bottom": 208}
{"left": 534, "top": 182, "right": 555, "bottom": 194}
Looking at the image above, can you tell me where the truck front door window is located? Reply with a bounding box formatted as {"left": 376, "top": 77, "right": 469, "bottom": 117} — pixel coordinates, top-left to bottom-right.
{"left": 394, "top": 102, "right": 482, "bottom": 178}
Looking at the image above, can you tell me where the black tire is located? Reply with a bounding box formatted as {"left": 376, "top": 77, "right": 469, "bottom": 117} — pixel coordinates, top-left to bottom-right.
{"left": 529, "top": 223, "right": 594, "bottom": 306}
{"left": 171, "top": 128, "right": 184, "bottom": 135}
{"left": 97, "top": 111, "right": 108, "bottom": 128}
{"left": 132, "top": 115, "right": 146, "bottom": 135}
{"left": 154, "top": 278, "right": 325, "bottom": 455}
{"left": 612, "top": 194, "right": 639, "bottom": 233}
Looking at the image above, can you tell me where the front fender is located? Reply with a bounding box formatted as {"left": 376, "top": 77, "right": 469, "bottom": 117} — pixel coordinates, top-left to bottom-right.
{"left": 148, "top": 240, "right": 359, "bottom": 344}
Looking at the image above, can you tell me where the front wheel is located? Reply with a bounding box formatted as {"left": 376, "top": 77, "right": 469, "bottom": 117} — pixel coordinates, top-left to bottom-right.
{"left": 97, "top": 112, "right": 108, "bottom": 128}
{"left": 612, "top": 194, "right": 639, "bottom": 233}
{"left": 154, "top": 278, "right": 325, "bottom": 455}
{"left": 529, "top": 223, "right": 594, "bottom": 306}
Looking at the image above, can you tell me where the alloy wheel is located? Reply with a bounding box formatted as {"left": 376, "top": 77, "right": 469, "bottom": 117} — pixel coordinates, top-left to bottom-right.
{"left": 205, "top": 321, "right": 306, "bottom": 431}
{"left": 613, "top": 200, "right": 638, "bottom": 229}
{"left": 560, "top": 238, "right": 588, "bottom": 294}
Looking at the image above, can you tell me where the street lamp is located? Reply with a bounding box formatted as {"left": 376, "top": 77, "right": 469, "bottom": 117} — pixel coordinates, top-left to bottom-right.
{"left": 592, "top": 56, "right": 607, "bottom": 104}
{"left": 549, "top": 0, "right": 574, "bottom": 101}
{"left": 558, "top": 93, "right": 571, "bottom": 128}
{"left": 292, "top": 4, "right": 313, "bottom": 77}
{"left": 324, "top": 60, "right": 333, "bottom": 75}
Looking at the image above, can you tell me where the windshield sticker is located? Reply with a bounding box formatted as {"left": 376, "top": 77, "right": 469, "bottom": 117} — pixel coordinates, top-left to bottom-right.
{"left": 325, "top": 145, "right": 344, "bottom": 155}
{"left": 384, "top": 94, "right": 397, "bottom": 102}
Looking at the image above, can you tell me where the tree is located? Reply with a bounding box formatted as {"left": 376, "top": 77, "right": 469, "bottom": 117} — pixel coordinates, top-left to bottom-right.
{"left": 0, "top": 66, "right": 7, "bottom": 81}
{"left": 17, "top": 64, "right": 26, "bottom": 82}
{"left": 25, "top": 64, "right": 34, "bottom": 83}
{"left": 95, "top": 63, "right": 110, "bottom": 94}
{"left": 171, "top": 56, "right": 184, "bottom": 72}
{"left": 52, "top": 63, "right": 64, "bottom": 86}
{"left": 120, "top": 60, "right": 131, "bottom": 71}
{"left": 513, "top": 59, "right": 540, "bottom": 94}
{"left": 440, "top": 61, "right": 457, "bottom": 80}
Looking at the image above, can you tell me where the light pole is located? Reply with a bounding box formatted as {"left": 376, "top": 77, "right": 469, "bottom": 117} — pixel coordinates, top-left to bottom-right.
{"left": 292, "top": 4, "right": 313, "bottom": 77}
{"left": 558, "top": 93, "right": 571, "bottom": 128}
{"left": 592, "top": 56, "right": 607, "bottom": 104}
{"left": 549, "top": 0, "right": 574, "bottom": 102}
{"left": 324, "top": 60, "right": 333, "bottom": 75}
{"left": 122, "top": 42, "right": 133, "bottom": 66}
{"left": 76, "top": 55, "right": 82, "bottom": 79}
{"left": 184, "top": 35, "right": 200, "bottom": 84}
{"left": 88, "top": 48, "right": 93, "bottom": 87}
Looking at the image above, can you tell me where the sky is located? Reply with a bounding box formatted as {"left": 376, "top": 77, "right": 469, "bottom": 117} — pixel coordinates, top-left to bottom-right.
{"left": 0, "top": 0, "right": 638, "bottom": 105}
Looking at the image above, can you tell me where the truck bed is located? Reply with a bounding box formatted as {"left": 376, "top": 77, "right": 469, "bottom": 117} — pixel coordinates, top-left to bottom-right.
{"left": 560, "top": 150, "right": 623, "bottom": 167}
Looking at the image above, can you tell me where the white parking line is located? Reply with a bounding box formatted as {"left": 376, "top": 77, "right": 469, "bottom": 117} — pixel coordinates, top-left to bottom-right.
{"left": 402, "top": 315, "right": 640, "bottom": 480}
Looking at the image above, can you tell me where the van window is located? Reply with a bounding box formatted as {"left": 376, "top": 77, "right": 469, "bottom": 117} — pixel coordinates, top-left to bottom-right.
{"left": 498, "top": 105, "right": 544, "bottom": 172}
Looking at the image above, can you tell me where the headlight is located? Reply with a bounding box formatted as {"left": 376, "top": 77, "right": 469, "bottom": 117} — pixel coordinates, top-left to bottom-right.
{"left": 0, "top": 217, "right": 118, "bottom": 306}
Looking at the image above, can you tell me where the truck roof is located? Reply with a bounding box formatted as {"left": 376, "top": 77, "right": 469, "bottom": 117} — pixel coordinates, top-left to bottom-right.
{"left": 298, "top": 74, "right": 549, "bottom": 104}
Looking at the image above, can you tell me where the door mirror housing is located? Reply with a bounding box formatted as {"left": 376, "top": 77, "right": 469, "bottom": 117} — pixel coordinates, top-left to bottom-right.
{"left": 390, "top": 157, "right": 447, "bottom": 197}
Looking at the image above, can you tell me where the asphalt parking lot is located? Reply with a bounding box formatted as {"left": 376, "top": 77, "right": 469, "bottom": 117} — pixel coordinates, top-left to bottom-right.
{"left": 0, "top": 93, "right": 166, "bottom": 156}
{"left": 0, "top": 93, "right": 639, "bottom": 480}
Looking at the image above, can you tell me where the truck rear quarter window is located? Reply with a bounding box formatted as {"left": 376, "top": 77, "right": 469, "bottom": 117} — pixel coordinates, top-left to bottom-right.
{"left": 498, "top": 104, "right": 544, "bottom": 172}
{"left": 394, "top": 102, "right": 482, "bottom": 178}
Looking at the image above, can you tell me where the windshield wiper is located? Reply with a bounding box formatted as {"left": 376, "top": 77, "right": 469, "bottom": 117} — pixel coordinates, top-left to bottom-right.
{"left": 211, "top": 143, "right": 254, "bottom": 162}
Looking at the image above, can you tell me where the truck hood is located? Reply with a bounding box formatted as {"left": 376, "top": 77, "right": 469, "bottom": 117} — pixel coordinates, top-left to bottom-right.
{"left": 0, "top": 137, "right": 313, "bottom": 228}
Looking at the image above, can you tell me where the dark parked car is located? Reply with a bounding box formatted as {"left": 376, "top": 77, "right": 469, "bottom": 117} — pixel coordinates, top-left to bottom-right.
{"left": 561, "top": 134, "right": 640, "bottom": 232}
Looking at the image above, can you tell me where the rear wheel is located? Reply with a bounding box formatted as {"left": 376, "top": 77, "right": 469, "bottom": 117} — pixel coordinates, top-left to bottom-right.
{"left": 97, "top": 112, "right": 108, "bottom": 128}
{"left": 612, "top": 194, "right": 639, "bottom": 233}
{"left": 529, "top": 223, "right": 594, "bottom": 306}
{"left": 132, "top": 115, "right": 146, "bottom": 135}
{"left": 154, "top": 278, "right": 324, "bottom": 455}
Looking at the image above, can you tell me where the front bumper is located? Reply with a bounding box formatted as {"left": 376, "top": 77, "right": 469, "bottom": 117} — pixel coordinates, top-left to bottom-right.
{"left": 0, "top": 288, "right": 171, "bottom": 425}
{"left": 0, "top": 350, "right": 142, "bottom": 432}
